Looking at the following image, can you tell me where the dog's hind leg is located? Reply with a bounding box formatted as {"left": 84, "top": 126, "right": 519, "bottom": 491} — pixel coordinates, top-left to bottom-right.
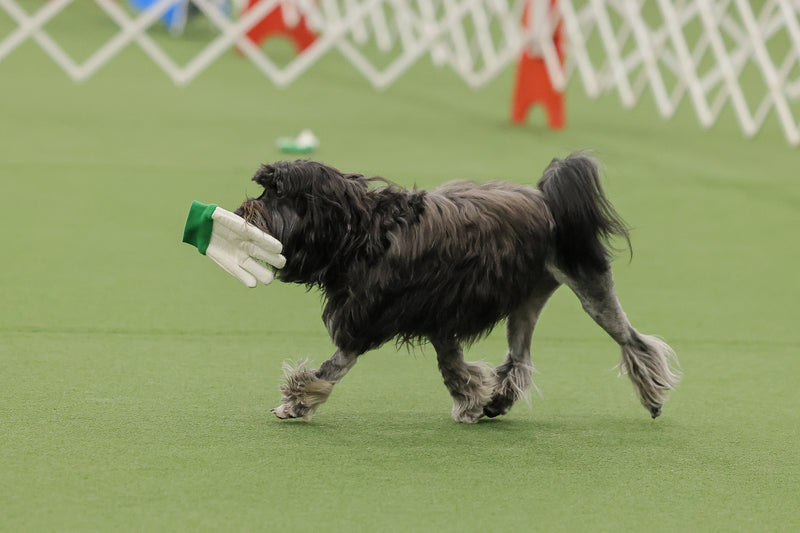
{"left": 557, "top": 268, "right": 680, "bottom": 418}
{"left": 483, "top": 278, "right": 560, "bottom": 418}
{"left": 431, "top": 337, "right": 495, "bottom": 424}
{"left": 271, "top": 350, "right": 358, "bottom": 421}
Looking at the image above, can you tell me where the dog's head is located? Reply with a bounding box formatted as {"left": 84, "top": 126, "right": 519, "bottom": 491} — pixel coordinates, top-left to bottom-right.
{"left": 235, "top": 160, "right": 372, "bottom": 286}
{"left": 234, "top": 161, "right": 307, "bottom": 246}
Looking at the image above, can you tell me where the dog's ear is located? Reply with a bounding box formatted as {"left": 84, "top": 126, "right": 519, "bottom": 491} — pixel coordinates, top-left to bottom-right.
{"left": 252, "top": 163, "right": 289, "bottom": 196}
{"left": 252, "top": 160, "right": 367, "bottom": 202}
{"left": 252, "top": 164, "right": 275, "bottom": 189}
{"left": 253, "top": 161, "right": 315, "bottom": 198}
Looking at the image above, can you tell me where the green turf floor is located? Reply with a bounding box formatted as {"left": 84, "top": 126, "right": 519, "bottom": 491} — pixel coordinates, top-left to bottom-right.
{"left": 1, "top": 7, "right": 799, "bottom": 532}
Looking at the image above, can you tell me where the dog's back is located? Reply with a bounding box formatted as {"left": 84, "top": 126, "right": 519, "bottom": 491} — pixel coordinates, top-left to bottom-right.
{"left": 347, "top": 179, "right": 556, "bottom": 349}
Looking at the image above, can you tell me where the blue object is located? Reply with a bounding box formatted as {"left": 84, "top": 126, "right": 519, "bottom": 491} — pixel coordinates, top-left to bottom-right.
{"left": 129, "top": 0, "right": 231, "bottom": 35}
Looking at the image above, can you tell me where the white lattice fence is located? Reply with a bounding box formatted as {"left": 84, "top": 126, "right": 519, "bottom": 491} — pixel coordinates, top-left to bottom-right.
{"left": 550, "top": 0, "right": 800, "bottom": 145}
{"left": 1, "top": 0, "right": 799, "bottom": 145}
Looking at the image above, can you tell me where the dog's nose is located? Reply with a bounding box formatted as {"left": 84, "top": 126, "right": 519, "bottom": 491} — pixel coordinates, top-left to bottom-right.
{"left": 233, "top": 207, "right": 244, "bottom": 217}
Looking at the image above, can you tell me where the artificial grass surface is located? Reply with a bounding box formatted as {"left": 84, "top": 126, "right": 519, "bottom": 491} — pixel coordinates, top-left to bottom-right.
{"left": 2, "top": 6, "right": 799, "bottom": 531}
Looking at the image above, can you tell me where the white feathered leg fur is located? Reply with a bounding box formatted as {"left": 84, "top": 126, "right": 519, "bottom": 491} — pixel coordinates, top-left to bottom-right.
{"left": 619, "top": 333, "right": 681, "bottom": 418}
{"left": 447, "top": 360, "right": 496, "bottom": 424}
{"left": 271, "top": 359, "right": 334, "bottom": 421}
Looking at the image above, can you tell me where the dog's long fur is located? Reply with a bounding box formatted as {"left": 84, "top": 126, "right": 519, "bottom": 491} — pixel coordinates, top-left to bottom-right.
{"left": 236, "top": 152, "right": 680, "bottom": 423}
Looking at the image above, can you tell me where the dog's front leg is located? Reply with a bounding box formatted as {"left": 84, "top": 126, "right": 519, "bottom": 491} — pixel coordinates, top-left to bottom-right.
{"left": 431, "top": 337, "right": 495, "bottom": 424}
{"left": 271, "top": 350, "right": 358, "bottom": 421}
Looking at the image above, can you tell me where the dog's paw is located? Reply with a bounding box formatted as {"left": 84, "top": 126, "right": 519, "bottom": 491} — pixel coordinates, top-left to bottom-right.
{"left": 272, "top": 359, "right": 335, "bottom": 422}
{"left": 271, "top": 403, "right": 313, "bottom": 421}
{"left": 482, "top": 361, "right": 534, "bottom": 418}
{"left": 482, "top": 399, "right": 510, "bottom": 419}
{"left": 452, "top": 409, "right": 483, "bottom": 424}
{"left": 449, "top": 361, "right": 495, "bottom": 423}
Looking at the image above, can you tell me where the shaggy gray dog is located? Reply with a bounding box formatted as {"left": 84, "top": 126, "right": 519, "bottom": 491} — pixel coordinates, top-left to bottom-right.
{"left": 235, "top": 152, "right": 680, "bottom": 423}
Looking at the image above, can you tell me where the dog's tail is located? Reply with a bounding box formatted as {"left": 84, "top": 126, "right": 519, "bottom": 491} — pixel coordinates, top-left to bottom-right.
{"left": 537, "top": 151, "right": 631, "bottom": 277}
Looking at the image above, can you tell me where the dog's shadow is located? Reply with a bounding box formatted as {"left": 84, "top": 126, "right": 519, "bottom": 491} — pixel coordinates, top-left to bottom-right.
{"left": 261, "top": 409, "right": 688, "bottom": 455}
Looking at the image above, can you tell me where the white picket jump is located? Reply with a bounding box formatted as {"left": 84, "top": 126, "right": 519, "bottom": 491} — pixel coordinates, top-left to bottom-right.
{"left": 1, "top": 0, "right": 798, "bottom": 145}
